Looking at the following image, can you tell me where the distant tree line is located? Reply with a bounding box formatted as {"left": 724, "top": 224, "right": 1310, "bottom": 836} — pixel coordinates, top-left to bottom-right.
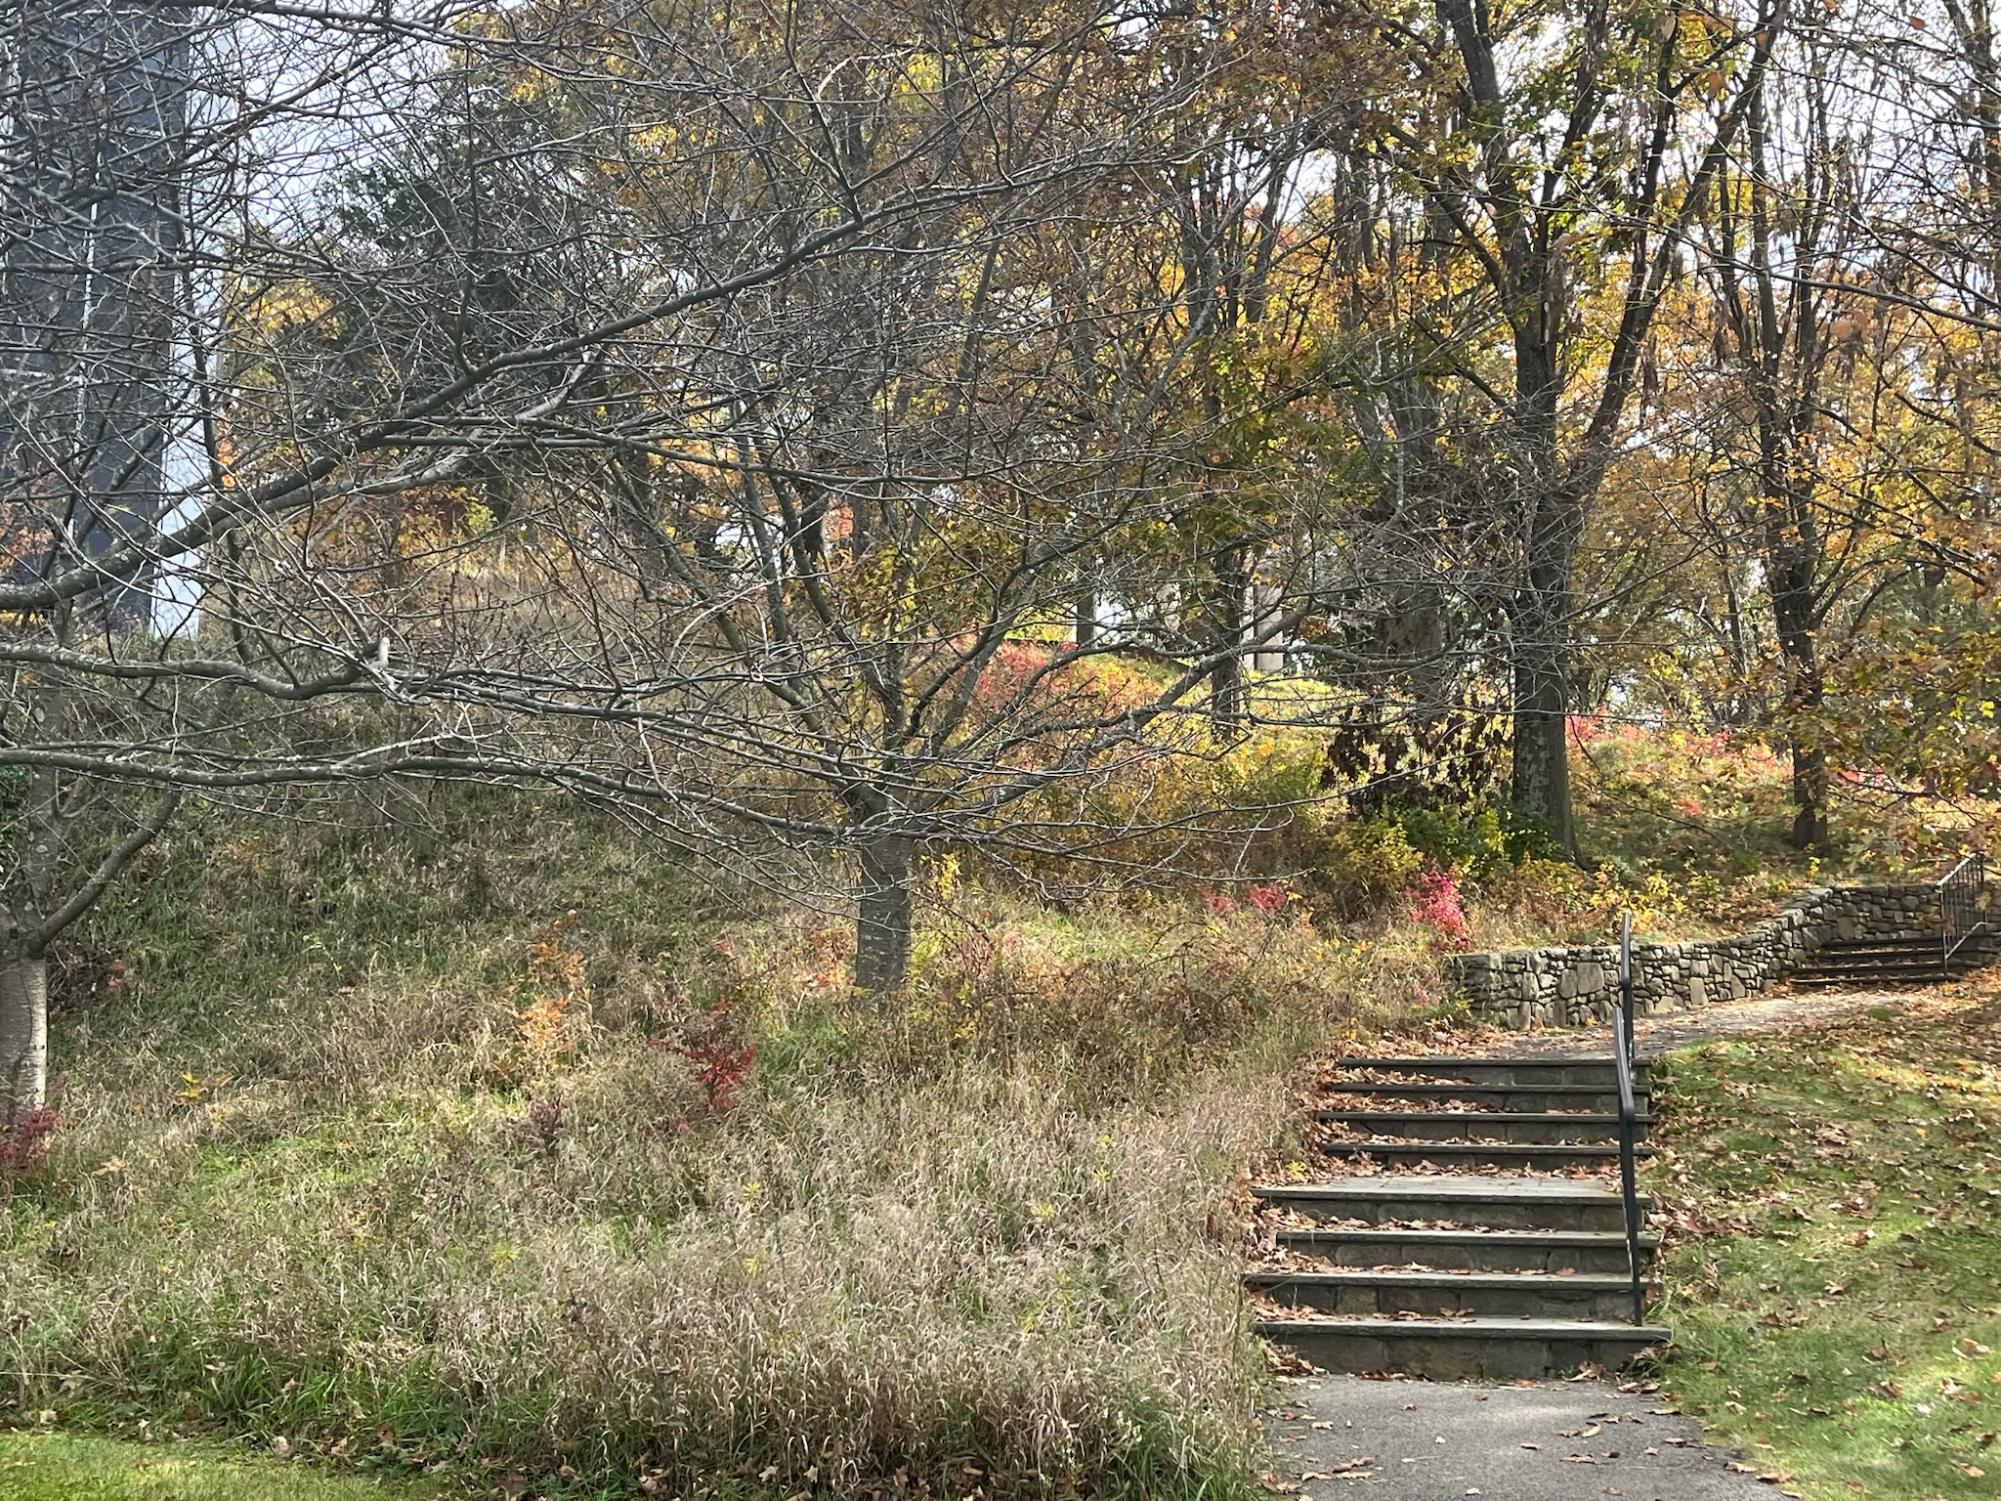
{"left": 3, "top": 0, "right": 1996, "bottom": 1114}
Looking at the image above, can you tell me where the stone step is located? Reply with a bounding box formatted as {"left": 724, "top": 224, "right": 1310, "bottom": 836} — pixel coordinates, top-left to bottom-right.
{"left": 1791, "top": 969, "right": 1951, "bottom": 988}
{"left": 1329, "top": 1057, "right": 1643, "bottom": 1090}
{"left": 1315, "top": 1140, "right": 1650, "bottom": 1171}
{"left": 1792, "top": 968, "right": 1944, "bottom": 980}
{"left": 1797, "top": 939, "right": 1991, "bottom": 974}
{"left": 1275, "top": 1226, "right": 1658, "bottom": 1273}
{"left": 1801, "top": 950, "right": 1983, "bottom": 964}
{"left": 1316, "top": 1110, "right": 1649, "bottom": 1144}
{"left": 1245, "top": 1268, "right": 1651, "bottom": 1321}
{"left": 1254, "top": 1176, "right": 1648, "bottom": 1232}
{"left": 1813, "top": 939, "right": 1945, "bottom": 953}
{"left": 1255, "top": 1315, "right": 1670, "bottom": 1379}
{"left": 1795, "top": 962, "right": 1971, "bottom": 978}
{"left": 1330, "top": 1082, "right": 1649, "bottom": 1113}
{"left": 1800, "top": 952, "right": 1968, "bottom": 976}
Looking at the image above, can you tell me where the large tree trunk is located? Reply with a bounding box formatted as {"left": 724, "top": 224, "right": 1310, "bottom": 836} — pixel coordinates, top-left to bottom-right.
{"left": 2, "top": 755, "right": 59, "bottom": 1123}
{"left": 1508, "top": 621, "right": 1576, "bottom": 856}
{"left": 1209, "top": 547, "right": 1248, "bottom": 732}
{"left": 1509, "top": 417, "right": 1582, "bottom": 857}
{"left": 1790, "top": 738, "right": 1830, "bottom": 850}
{"left": 0, "top": 951, "right": 48, "bottom": 1123}
{"left": 1769, "top": 526, "right": 1828, "bottom": 849}
{"left": 853, "top": 836, "right": 914, "bottom": 1003}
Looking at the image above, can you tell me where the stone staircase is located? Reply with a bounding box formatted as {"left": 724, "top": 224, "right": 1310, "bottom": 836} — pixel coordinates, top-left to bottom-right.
{"left": 1247, "top": 1054, "right": 1667, "bottom": 1379}
{"left": 1790, "top": 932, "right": 1998, "bottom": 988}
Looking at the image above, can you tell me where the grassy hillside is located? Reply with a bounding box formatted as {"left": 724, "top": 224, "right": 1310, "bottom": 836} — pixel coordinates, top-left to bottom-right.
{"left": 0, "top": 792, "right": 1449, "bottom": 1500}
{"left": 1572, "top": 719, "right": 1995, "bottom": 887}
{"left": 1651, "top": 985, "right": 2001, "bottom": 1500}
{"left": 4, "top": 722, "right": 1988, "bottom": 1497}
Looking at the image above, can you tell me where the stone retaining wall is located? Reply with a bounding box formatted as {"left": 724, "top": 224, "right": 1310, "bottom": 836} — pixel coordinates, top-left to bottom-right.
{"left": 1445, "top": 883, "right": 1941, "bottom": 1030}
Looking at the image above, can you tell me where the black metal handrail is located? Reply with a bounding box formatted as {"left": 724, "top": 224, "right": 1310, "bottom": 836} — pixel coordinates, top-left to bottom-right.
{"left": 1940, "top": 853, "right": 1989, "bottom": 967}
{"left": 1614, "top": 911, "right": 1646, "bottom": 1325}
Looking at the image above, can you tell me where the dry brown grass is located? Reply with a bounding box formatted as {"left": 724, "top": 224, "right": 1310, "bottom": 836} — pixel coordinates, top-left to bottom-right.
{"left": 0, "top": 800, "right": 1447, "bottom": 1500}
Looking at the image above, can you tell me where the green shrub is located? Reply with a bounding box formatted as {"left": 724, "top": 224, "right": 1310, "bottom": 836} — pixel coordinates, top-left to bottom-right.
{"left": 1313, "top": 815, "right": 1424, "bottom": 907}
{"left": 1375, "top": 805, "right": 1558, "bottom": 888}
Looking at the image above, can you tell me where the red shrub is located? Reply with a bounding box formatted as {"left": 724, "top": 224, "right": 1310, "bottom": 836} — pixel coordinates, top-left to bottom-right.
{"left": 650, "top": 996, "right": 755, "bottom": 1120}
{"left": 679, "top": 1034, "right": 755, "bottom": 1116}
{"left": 1406, "top": 865, "right": 1471, "bottom": 948}
{"left": 0, "top": 1104, "right": 59, "bottom": 1175}
{"left": 1246, "top": 882, "right": 1291, "bottom": 915}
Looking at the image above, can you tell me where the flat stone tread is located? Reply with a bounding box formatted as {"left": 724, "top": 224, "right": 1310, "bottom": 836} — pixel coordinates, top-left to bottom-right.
{"left": 1256, "top": 1175, "right": 1637, "bottom": 1201}
{"left": 1338, "top": 1083, "right": 1649, "bottom": 1100}
{"left": 1794, "top": 970, "right": 1943, "bottom": 979}
{"left": 1246, "top": 1269, "right": 1645, "bottom": 1289}
{"left": 1795, "top": 968, "right": 1948, "bottom": 979}
{"left": 1316, "top": 1110, "right": 1649, "bottom": 1124}
{"left": 1277, "top": 1227, "right": 1659, "bottom": 1246}
{"left": 1800, "top": 954, "right": 1951, "bottom": 965}
{"left": 1332, "top": 1055, "right": 1627, "bottom": 1068}
{"left": 1805, "top": 945, "right": 1959, "bottom": 952}
{"left": 1256, "top": 1315, "right": 1670, "bottom": 1341}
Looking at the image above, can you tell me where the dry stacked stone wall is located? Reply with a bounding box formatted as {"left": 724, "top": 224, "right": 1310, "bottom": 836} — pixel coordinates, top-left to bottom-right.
{"left": 1445, "top": 884, "right": 1941, "bottom": 1030}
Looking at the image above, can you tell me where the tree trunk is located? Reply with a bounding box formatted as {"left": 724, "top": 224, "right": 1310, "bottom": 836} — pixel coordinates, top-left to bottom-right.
{"left": 0, "top": 952, "right": 48, "bottom": 1124}
{"left": 1770, "top": 547, "right": 1828, "bottom": 849}
{"left": 853, "top": 836, "right": 914, "bottom": 1002}
{"left": 1508, "top": 480, "right": 1582, "bottom": 857}
{"left": 2, "top": 756, "right": 59, "bottom": 1124}
{"left": 1209, "top": 547, "right": 1248, "bottom": 732}
{"left": 1074, "top": 583, "right": 1098, "bottom": 647}
{"left": 1508, "top": 628, "right": 1576, "bottom": 856}
{"left": 1505, "top": 307, "right": 1582, "bottom": 857}
{"left": 1790, "top": 740, "right": 1829, "bottom": 850}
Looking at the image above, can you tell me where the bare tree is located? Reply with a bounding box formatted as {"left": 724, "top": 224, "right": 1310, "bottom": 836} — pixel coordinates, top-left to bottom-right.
{"left": 0, "top": 0, "right": 1402, "bottom": 1111}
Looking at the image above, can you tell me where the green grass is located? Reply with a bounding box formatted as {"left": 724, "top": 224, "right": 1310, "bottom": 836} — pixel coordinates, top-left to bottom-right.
{"left": 1652, "top": 988, "right": 2001, "bottom": 1500}
{"left": 0, "top": 1431, "right": 437, "bottom": 1500}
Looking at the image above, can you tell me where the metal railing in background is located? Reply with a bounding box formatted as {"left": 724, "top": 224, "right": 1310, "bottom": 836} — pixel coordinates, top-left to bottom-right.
{"left": 1940, "top": 853, "right": 1989, "bottom": 968}
{"left": 1614, "top": 911, "right": 1647, "bottom": 1326}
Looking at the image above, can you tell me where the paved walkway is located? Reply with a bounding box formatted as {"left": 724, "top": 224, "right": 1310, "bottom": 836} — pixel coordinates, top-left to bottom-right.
{"left": 1268, "top": 1374, "right": 1784, "bottom": 1499}
{"left": 1484, "top": 981, "right": 1917, "bottom": 1059}
{"left": 1265, "top": 980, "right": 1932, "bottom": 1498}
